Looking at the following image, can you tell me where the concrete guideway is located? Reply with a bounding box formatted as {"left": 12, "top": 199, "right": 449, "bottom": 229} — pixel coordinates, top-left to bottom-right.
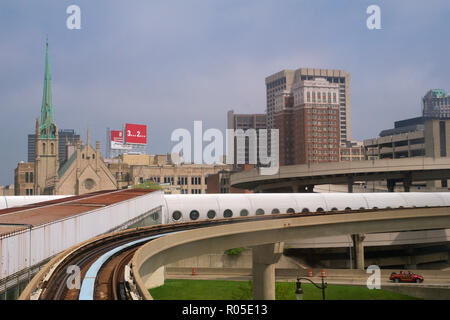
{"left": 132, "top": 206, "right": 450, "bottom": 300}
{"left": 230, "top": 157, "right": 450, "bottom": 192}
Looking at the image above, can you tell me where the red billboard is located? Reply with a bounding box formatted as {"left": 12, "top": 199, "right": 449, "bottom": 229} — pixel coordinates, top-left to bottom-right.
{"left": 111, "top": 130, "right": 123, "bottom": 143}
{"left": 125, "top": 123, "right": 147, "bottom": 145}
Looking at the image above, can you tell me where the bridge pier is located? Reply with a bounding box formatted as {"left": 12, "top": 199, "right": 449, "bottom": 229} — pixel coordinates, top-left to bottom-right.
{"left": 387, "top": 179, "right": 396, "bottom": 192}
{"left": 252, "top": 242, "right": 284, "bottom": 300}
{"left": 351, "top": 234, "right": 365, "bottom": 270}
{"left": 347, "top": 177, "right": 354, "bottom": 193}
{"left": 403, "top": 175, "right": 412, "bottom": 192}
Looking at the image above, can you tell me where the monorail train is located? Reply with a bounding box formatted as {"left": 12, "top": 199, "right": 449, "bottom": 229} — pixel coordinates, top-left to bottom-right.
{"left": 162, "top": 192, "right": 450, "bottom": 224}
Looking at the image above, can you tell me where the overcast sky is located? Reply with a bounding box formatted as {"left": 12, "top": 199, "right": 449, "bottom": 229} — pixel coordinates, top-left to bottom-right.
{"left": 0, "top": 0, "right": 449, "bottom": 185}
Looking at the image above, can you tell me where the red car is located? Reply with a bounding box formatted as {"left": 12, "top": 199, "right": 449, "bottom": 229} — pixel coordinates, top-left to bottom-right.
{"left": 390, "top": 271, "right": 424, "bottom": 283}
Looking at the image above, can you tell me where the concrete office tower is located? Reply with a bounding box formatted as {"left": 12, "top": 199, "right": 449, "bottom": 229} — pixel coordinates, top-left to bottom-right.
{"left": 266, "top": 68, "right": 350, "bottom": 144}
{"left": 423, "top": 89, "right": 450, "bottom": 119}
{"left": 227, "top": 111, "right": 267, "bottom": 167}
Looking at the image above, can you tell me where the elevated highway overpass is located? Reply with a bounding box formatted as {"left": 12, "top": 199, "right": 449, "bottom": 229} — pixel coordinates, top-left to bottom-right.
{"left": 230, "top": 157, "right": 450, "bottom": 193}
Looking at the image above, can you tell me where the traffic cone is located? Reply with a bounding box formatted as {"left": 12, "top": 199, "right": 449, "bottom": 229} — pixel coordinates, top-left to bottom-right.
{"left": 308, "top": 269, "right": 313, "bottom": 277}
{"left": 321, "top": 269, "right": 326, "bottom": 278}
{"left": 192, "top": 268, "right": 197, "bottom": 276}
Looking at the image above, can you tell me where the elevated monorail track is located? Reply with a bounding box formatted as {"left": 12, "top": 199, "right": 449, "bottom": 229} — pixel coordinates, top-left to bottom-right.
{"left": 23, "top": 206, "right": 450, "bottom": 300}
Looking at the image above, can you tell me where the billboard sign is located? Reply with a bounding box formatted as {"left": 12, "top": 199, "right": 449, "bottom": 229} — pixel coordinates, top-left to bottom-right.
{"left": 111, "top": 130, "right": 132, "bottom": 150}
{"left": 125, "top": 123, "right": 147, "bottom": 145}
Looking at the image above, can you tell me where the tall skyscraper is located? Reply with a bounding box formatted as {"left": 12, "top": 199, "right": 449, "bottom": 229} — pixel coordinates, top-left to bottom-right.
{"left": 227, "top": 110, "right": 266, "bottom": 167}
{"left": 275, "top": 77, "right": 340, "bottom": 165}
{"left": 266, "top": 68, "right": 350, "bottom": 143}
{"left": 423, "top": 89, "right": 450, "bottom": 118}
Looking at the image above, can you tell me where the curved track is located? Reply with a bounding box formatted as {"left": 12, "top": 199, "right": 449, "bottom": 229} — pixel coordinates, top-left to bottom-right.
{"left": 34, "top": 207, "right": 418, "bottom": 300}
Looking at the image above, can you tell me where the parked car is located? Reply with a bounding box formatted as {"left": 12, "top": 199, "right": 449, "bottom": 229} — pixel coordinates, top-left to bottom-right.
{"left": 389, "top": 271, "right": 424, "bottom": 283}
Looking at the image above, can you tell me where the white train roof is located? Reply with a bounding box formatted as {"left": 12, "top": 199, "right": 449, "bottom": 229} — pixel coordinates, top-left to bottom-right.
{"left": 164, "top": 192, "right": 450, "bottom": 222}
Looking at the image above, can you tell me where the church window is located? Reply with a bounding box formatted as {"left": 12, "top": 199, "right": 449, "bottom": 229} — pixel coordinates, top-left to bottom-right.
{"left": 51, "top": 143, "right": 54, "bottom": 154}
{"left": 83, "top": 178, "right": 95, "bottom": 190}
{"left": 43, "top": 143, "right": 46, "bottom": 154}
{"left": 92, "top": 154, "right": 95, "bottom": 159}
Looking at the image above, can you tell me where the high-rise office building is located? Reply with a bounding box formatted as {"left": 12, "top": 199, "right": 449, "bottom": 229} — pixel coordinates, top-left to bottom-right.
{"left": 423, "top": 89, "right": 450, "bottom": 119}
{"left": 266, "top": 68, "right": 350, "bottom": 143}
{"left": 227, "top": 110, "right": 266, "bottom": 167}
{"left": 275, "top": 77, "right": 340, "bottom": 165}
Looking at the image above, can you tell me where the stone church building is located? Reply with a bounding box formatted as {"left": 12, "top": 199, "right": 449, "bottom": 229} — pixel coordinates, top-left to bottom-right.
{"left": 14, "top": 40, "right": 117, "bottom": 196}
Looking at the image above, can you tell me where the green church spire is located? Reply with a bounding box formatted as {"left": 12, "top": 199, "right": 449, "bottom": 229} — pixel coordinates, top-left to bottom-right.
{"left": 40, "top": 37, "right": 56, "bottom": 139}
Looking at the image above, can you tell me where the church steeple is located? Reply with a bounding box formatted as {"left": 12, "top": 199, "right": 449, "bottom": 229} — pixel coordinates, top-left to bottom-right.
{"left": 40, "top": 37, "right": 56, "bottom": 139}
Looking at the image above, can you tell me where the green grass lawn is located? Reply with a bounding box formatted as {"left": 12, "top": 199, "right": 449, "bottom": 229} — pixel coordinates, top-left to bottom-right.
{"left": 149, "top": 279, "right": 418, "bottom": 300}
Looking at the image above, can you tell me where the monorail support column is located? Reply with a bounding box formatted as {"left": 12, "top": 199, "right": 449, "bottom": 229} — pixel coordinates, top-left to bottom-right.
{"left": 403, "top": 174, "right": 412, "bottom": 192}
{"left": 351, "top": 234, "right": 365, "bottom": 270}
{"left": 252, "top": 242, "right": 284, "bottom": 300}
{"left": 387, "top": 179, "right": 396, "bottom": 192}
{"left": 347, "top": 177, "right": 354, "bottom": 193}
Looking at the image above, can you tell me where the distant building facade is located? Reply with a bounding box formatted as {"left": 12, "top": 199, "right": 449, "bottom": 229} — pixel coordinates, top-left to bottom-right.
{"left": 266, "top": 68, "right": 350, "bottom": 144}
{"left": 274, "top": 77, "right": 341, "bottom": 165}
{"left": 339, "top": 140, "right": 365, "bottom": 162}
{"left": 106, "top": 153, "right": 232, "bottom": 194}
{"left": 227, "top": 111, "right": 267, "bottom": 168}
{"left": 364, "top": 117, "right": 450, "bottom": 160}
{"left": 423, "top": 89, "right": 450, "bottom": 119}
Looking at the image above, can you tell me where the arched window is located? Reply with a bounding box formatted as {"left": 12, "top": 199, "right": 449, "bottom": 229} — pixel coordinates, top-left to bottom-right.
{"left": 287, "top": 208, "right": 295, "bottom": 213}
{"left": 223, "top": 209, "right": 233, "bottom": 218}
{"left": 172, "top": 211, "right": 182, "bottom": 221}
{"left": 271, "top": 208, "right": 280, "bottom": 214}
{"left": 316, "top": 207, "right": 324, "bottom": 212}
{"left": 93, "top": 154, "right": 95, "bottom": 159}
{"left": 240, "top": 209, "right": 249, "bottom": 216}
{"left": 82, "top": 154, "right": 85, "bottom": 159}
{"left": 42, "top": 143, "right": 46, "bottom": 154}
{"left": 51, "top": 143, "right": 54, "bottom": 154}
{"left": 345, "top": 207, "right": 351, "bottom": 211}
{"left": 331, "top": 207, "right": 338, "bottom": 211}
{"left": 207, "top": 210, "right": 216, "bottom": 219}
{"left": 189, "top": 210, "right": 199, "bottom": 220}
{"left": 301, "top": 208, "right": 310, "bottom": 213}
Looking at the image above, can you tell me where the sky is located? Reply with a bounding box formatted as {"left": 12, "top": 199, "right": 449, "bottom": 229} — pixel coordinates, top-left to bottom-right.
{"left": 0, "top": 0, "right": 449, "bottom": 185}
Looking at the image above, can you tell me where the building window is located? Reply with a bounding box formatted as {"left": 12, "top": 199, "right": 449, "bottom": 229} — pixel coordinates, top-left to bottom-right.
{"left": 25, "top": 172, "right": 29, "bottom": 183}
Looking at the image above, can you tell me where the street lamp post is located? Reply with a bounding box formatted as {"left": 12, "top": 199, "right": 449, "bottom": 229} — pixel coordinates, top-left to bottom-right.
{"left": 295, "top": 276, "right": 327, "bottom": 301}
